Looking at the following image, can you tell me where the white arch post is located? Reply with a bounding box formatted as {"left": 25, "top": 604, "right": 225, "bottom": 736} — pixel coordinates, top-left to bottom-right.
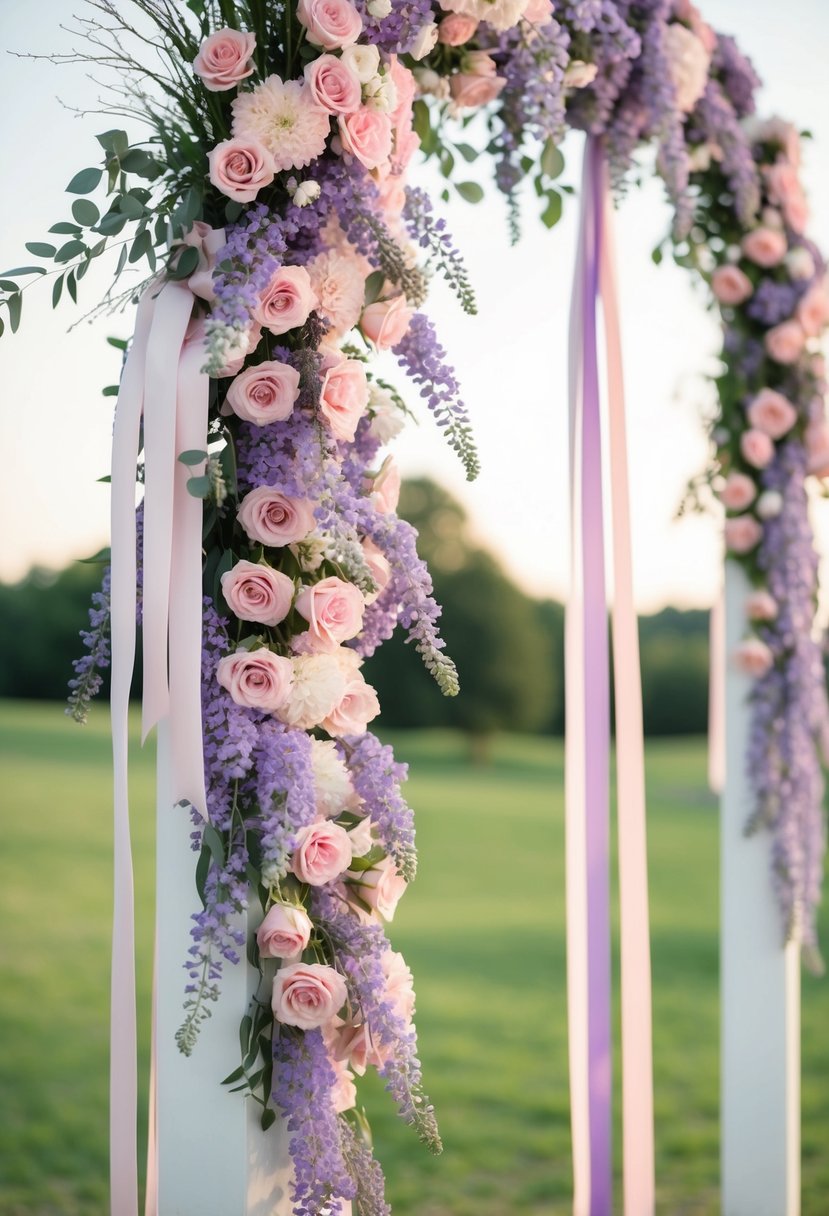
{"left": 721, "top": 559, "right": 800, "bottom": 1216}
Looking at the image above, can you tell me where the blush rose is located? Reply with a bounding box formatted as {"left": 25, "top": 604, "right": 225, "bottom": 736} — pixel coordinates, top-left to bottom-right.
{"left": 290, "top": 820, "right": 354, "bottom": 886}
{"left": 226, "top": 360, "right": 301, "bottom": 425}
{"left": 337, "top": 108, "right": 393, "bottom": 170}
{"left": 740, "top": 428, "right": 775, "bottom": 469}
{"left": 724, "top": 515, "right": 763, "bottom": 555}
{"left": 272, "top": 962, "right": 347, "bottom": 1029}
{"left": 360, "top": 295, "right": 413, "bottom": 350}
{"left": 349, "top": 855, "right": 407, "bottom": 921}
{"left": 237, "top": 486, "right": 316, "bottom": 547}
{"left": 297, "top": 0, "right": 363, "bottom": 49}
{"left": 711, "top": 265, "right": 753, "bottom": 306}
{"left": 322, "top": 669, "right": 381, "bottom": 736}
{"left": 295, "top": 575, "right": 366, "bottom": 646}
{"left": 764, "top": 320, "right": 806, "bottom": 365}
{"left": 732, "top": 638, "right": 774, "bottom": 679}
{"left": 746, "top": 388, "right": 798, "bottom": 440}
{"left": 319, "top": 358, "right": 370, "bottom": 441}
{"left": 216, "top": 648, "right": 294, "bottom": 712}
{"left": 208, "top": 138, "right": 276, "bottom": 203}
{"left": 256, "top": 903, "right": 313, "bottom": 961}
{"left": 220, "top": 560, "right": 295, "bottom": 627}
{"left": 740, "top": 227, "right": 788, "bottom": 268}
{"left": 304, "top": 53, "right": 362, "bottom": 114}
{"left": 720, "top": 471, "right": 757, "bottom": 511}
{"left": 254, "top": 266, "right": 318, "bottom": 335}
{"left": 194, "top": 28, "right": 256, "bottom": 91}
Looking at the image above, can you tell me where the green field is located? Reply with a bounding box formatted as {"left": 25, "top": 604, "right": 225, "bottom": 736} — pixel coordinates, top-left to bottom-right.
{"left": 0, "top": 701, "right": 826, "bottom": 1215}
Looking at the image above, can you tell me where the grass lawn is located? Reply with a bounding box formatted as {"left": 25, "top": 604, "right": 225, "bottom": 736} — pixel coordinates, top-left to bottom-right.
{"left": 0, "top": 701, "right": 826, "bottom": 1215}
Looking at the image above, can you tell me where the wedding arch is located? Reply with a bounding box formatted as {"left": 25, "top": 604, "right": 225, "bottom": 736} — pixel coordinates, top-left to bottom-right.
{"left": 2, "top": 2, "right": 827, "bottom": 1214}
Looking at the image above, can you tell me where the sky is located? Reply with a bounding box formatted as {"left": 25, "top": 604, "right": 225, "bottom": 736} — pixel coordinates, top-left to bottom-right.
{"left": 0, "top": 0, "right": 828, "bottom": 612}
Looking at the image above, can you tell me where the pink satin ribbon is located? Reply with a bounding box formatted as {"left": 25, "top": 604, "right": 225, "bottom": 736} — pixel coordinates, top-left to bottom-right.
{"left": 109, "top": 278, "right": 208, "bottom": 1216}
{"left": 566, "top": 137, "right": 655, "bottom": 1215}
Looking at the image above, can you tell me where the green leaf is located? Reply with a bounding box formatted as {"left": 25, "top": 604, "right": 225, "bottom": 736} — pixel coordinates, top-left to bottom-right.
{"left": 239, "top": 1014, "right": 253, "bottom": 1057}
{"left": 187, "top": 474, "right": 211, "bottom": 499}
{"left": 440, "top": 148, "right": 455, "bottom": 178}
{"left": 540, "top": 190, "right": 563, "bottom": 229}
{"left": 66, "top": 271, "right": 78, "bottom": 304}
{"left": 52, "top": 275, "right": 64, "bottom": 308}
{"left": 55, "top": 240, "right": 86, "bottom": 264}
{"left": 67, "top": 167, "right": 103, "bottom": 194}
{"left": 219, "top": 437, "right": 237, "bottom": 499}
{"left": 0, "top": 280, "right": 18, "bottom": 293}
{"left": 49, "top": 222, "right": 82, "bottom": 235}
{"left": 260, "top": 1107, "right": 277, "bottom": 1132}
{"left": 651, "top": 246, "right": 664, "bottom": 265}
{"left": 107, "top": 336, "right": 128, "bottom": 350}
{"left": 364, "top": 270, "right": 384, "bottom": 306}
{"left": 454, "top": 142, "right": 478, "bottom": 163}
{"left": 0, "top": 317, "right": 4, "bottom": 338}
{"left": 128, "top": 229, "right": 152, "bottom": 264}
{"left": 25, "top": 242, "right": 56, "bottom": 259}
{"left": 455, "top": 181, "right": 484, "bottom": 204}
{"left": 72, "top": 199, "right": 101, "bottom": 227}
{"left": 178, "top": 448, "right": 207, "bottom": 466}
{"left": 540, "top": 138, "right": 565, "bottom": 181}
{"left": 168, "top": 244, "right": 200, "bottom": 280}
{"left": 119, "top": 148, "right": 152, "bottom": 173}
{"left": 118, "top": 193, "right": 146, "bottom": 220}
{"left": 115, "top": 244, "right": 129, "bottom": 277}
{"left": 102, "top": 385, "right": 119, "bottom": 397}
{"left": 79, "top": 546, "right": 112, "bottom": 564}
{"left": 98, "top": 210, "right": 128, "bottom": 236}
{"left": 0, "top": 266, "right": 46, "bottom": 277}
{"left": 225, "top": 200, "right": 244, "bottom": 223}
{"left": 202, "top": 824, "right": 225, "bottom": 868}
{"left": 7, "top": 293, "right": 22, "bottom": 334}
{"left": 412, "top": 99, "right": 432, "bottom": 146}
{"left": 96, "top": 129, "right": 129, "bottom": 159}
{"left": 221, "top": 1064, "right": 246, "bottom": 1086}
{"left": 195, "top": 844, "right": 211, "bottom": 908}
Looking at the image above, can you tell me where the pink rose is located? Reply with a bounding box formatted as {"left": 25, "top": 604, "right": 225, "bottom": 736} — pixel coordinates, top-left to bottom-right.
{"left": 322, "top": 669, "right": 381, "bottom": 736}
{"left": 177, "top": 222, "right": 226, "bottom": 302}
{"left": 194, "top": 28, "right": 256, "bottom": 91}
{"left": 437, "top": 13, "right": 478, "bottom": 43}
{"left": 362, "top": 537, "right": 392, "bottom": 604}
{"left": 295, "top": 575, "right": 366, "bottom": 646}
{"left": 304, "top": 53, "right": 362, "bottom": 114}
{"left": 764, "top": 320, "right": 806, "bottom": 365}
{"left": 371, "top": 457, "right": 401, "bottom": 514}
{"left": 732, "top": 638, "right": 774, "bottom": 679}
{"left": 238, "top": 486, "right": 316, "bottom": 546}
{"left": 796, "top": 281, "right": 829, "bottom": 339}
{"left": 450, "top": 54, "right": 507, "bottom": 109}
{"left": 330, "top": 1058, "right": 357, "bottom": 1113}
{"left": 720, "top": 471, "right": 756, "bottom": 511}
{"left": 745, "top": 590, "right": 778, "bottom": 622}
{"left": 329, "top": 1019, "right": 390, "bottom": 1075}
{"left": 724, "top": 515, "right": 762, "bottom": 555}
{"left": 360, "top": 295, "right": 413, "bottom": 350}
{"left": 216, "top": 648, "right": 294, "bottom": 711}
{"left": 297, "top": 0, "right": 362, "bottom": 49}
{"left": 254, "top": 266, "right": 318, "bottom": 335}
{"left": 806, "top": 420, "right": 829, "bottom": 478}
{"left": 764, "top": 162, "right": 809, "bottom": 233}
{"left": 349, "top": 855, "right": 406, "bottom": 921}
{"left": 746, "top": 388, "right": 798, "bottom": 440}
{"left": 226, "top": 360, "right": 301, "bottom": 426}
{"left": 740, "top": 227, "right": 788, "bottom": 268}
{"left": 338, "top": 108, "right": 393, "bottom": 171}
{"left": 221, "top": 559, "right": 295, "bottom": 627}
{"left": 319, "top": 358, "right": 370, "bottom": 441}
{"left": 213, "top": 323, "right": 262, "bottom": 378}
{"left": 290, "top": 820, "right": 354, "bottom": 885}
{"left": 711, "top": 265, "right": 753, "bottom": 307}
{"left": 272, "top": 962, "right": 347, "bottom": 1029}
{"left": 208, "top": 138, "right": 275, "bottom": 203}
{"left": 256, "top": 903, "right": 313, "bottom": 960}
{"left": 739, "top": 428, "right": 775, "bottom": 469}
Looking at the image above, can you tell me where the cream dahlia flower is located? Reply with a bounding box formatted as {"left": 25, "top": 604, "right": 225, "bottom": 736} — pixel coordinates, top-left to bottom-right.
{"left": 232, "top": 76, "right": 331, "bottom": 172}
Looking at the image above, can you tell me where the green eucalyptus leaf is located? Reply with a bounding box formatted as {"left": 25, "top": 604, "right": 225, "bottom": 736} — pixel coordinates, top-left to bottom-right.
{"left": 202, "top": 823, "right": 226, "bottom": 868}
{"left": 364, "top": 270, "right": 385, "bottom": 306}
{"left": 52, "top": 275, "right": 64, "bottom": 308}
{"left": 1, "top": 266, "right": 46, "bottom": 277}
{"left": 102, "top": 385, "right": 119, "bottom": 397}
{"left": 66, "top": 271, "right": 78, "bottom": 304}
{"left": 49, "top": 222, "right": 82, "bottom": 235}
{"left": 0, "top": 279, "right": 18, "bottom": 292}
{"left": 540, "top": 138, "right": 565, "bottom": 180}
{"left": 187, "top": 473, "right": 211, "bottom": 499}
{"left": 225, "top": 200, "right": 244, "bottom": 223}
{"left": 128, "top": 230, "right": 152, "bottom": 264}
{"left": 456, "top": 181, "right": 484, "bottom": 204}
{"left": 118, "top": 193, "right": 146, "bottom": 220}
{"left": 260, "top": 1107, "right": 277, "bottom": 1133}
{"left": 7, "top": 293, "right": 22, "bottom": 334}
{"left": 67, "top": 167, "right": 103, "bottom": 194}
{"left": 239, "top": 1014, "right": 253, "bottom": 1057}
{"left": 72, "top": 199, "right": 101, "bottom": 227}
{"left": 178, "top": 448, "right": 208, "bottom": 466}
{"left": 116, "top": 244, "right": 129, "bottom": 276}
{"left": 25, "top": 242, "right": 56, "bottom": 259}
{"left": 55, "top": 240, "right": 86, "bottom": 264}
{"left": 96, "top": 129, "right": 129, "bottom": 159}
{"left": 168, "top": 244, "right": 200, "bottom": 280}
{"left": 541, "top": 190, "right": 562, "bottom": 229}
{"left": 454, "top": 143, "right": 478, "bottom": 163}
{"left": 98, "top": 210, "right": 128, "bottom": 236}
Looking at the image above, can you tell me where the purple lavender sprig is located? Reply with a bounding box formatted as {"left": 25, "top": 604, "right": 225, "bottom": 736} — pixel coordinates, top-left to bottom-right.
{"left": 272, "top": 1026, "right": 356, "bottom": 1216}
{"left": 338, "top": 1115, "right": 392, "bottom": 1216}
{"left": 403, "top": 186, "right": 477, "bottom": 316}
{"left": 253, "top": 717, "right": 317, "bottom": 886}
{"left": 66, "top": 566, "right": 111, "bottom": 724}
{"left": 345, "top": 733, "right": 417, "bottom": 882}
{"left": 394, "top": 312, "right": 480, "bottom": 482}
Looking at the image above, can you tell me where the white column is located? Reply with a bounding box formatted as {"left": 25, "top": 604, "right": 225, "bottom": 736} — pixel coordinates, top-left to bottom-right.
{"left": 155, "top": 723, "right": 292, "bottom": 1215}
{"left": 721, "top": 560, "right": 800, "bottom": 1216}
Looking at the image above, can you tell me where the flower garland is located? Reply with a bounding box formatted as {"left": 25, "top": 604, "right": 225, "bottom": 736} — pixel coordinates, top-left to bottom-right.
{"left": 2, "top": 0, "right": 829, "bottom": 1209}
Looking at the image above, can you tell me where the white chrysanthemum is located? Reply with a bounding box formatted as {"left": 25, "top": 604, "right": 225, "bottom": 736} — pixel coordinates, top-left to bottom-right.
{"left": 308, "top": 248, "right": 368, "bottom": 335}
{"left": 232, "top": 76, "right": 331, "bottom": 172}
{"left": 440, "top": 0, "right": 528, "bottom": 32}
{"left": 279, "top": 654, "right": 346, "bottom": 730}
{"left": 664, "top": 23, "right": 710, "bottom": 114}
{"left": 310, "top": 739, "right": 355, "bottom": 817}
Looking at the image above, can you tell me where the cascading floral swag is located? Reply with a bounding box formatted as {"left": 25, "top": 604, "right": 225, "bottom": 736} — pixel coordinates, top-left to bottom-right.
{"left": 2, "top": 0, "right": 829, "bottom": 1210}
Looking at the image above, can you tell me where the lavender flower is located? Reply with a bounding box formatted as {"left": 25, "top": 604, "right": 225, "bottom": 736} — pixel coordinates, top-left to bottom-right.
{"left": 345, "top": 732, "right": 417, "bottom": 881}
{"left": 253, "top": 717, "right": 317, "bottom": 886}
{"left": 66, "top": 566, "right": 111, "bottom": 724}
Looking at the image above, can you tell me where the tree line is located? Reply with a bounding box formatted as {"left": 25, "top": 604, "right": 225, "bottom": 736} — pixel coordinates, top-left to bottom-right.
{"left": 0, "top": 479, "right": 711, "bottom": 740}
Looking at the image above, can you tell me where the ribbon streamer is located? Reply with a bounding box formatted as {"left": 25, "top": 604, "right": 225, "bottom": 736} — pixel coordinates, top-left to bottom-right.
{"left": 109, "top": 278, "right": 208, "bottom": 1216}
{"left": 566, "top": 136, "right": 655, "bottom": 1215}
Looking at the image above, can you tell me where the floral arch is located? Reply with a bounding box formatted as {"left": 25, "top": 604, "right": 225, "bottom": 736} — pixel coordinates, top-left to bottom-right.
{"left": 1, "top": 1, "right": 827, "bottom": 1213}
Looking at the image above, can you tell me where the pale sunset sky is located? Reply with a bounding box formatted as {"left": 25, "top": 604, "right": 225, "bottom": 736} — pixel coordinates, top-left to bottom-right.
{"left": 0, "top": 0, "right": 827, "bottom": 611}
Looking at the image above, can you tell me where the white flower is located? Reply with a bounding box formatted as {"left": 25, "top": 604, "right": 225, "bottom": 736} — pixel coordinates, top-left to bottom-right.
{"left": 279, "top": 654, "right": 347, "bottom": 730}
{"left": 368, "top": 386, "right": 405, "bottom": 443}
{"left": 409, "top": 21, "right": 439, "bottom": 59}
{"left": 664, "top": 23, "right": 711, "bottom": 114}
{"left": 440, "top": 0, "right": 528, "bottom": 31}
{"left": 341, "top": 44, "right": 381, "bottom": 84}
{"left": 363, "top": 71, "right": 398, "bottom": 113}
{"left": 367, "top": 0, "right": 392, "bottom": 16}
{"left": 756, "top": 490, "right": 784, "bottom": 520}
{"left": 293, "top": 179, "right": 321, "bottom": 207}
{"left": 232, "top": 76, "right": 331, "bottom": 172}
{"left": 289, "top": 532, "right": 327, "bottom": 573}
{"left": 687, "top": 141, "right": 721, "bottom": 172}
{"left": 348, "top": 816, "right": 374, "bottom": 858}
{"left": 310, "top": 739, "right": 356, "bottom": 817}
{"left": 564, "top": 59, "right": 598, "bottom": 89}
{"left": 786, "top": 247, "right": 816, "bottom": 281}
